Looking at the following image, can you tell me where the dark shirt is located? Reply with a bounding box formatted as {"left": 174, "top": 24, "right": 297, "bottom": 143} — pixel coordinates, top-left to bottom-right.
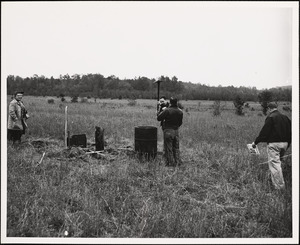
{"left": 255, "top": 110, "right": 291, "bottom": 145}
{"left": 157, "top": 105, "right": 183, "bottom": 130}
{"left": 158, "top": 102, "right": 169, "bottom": 127}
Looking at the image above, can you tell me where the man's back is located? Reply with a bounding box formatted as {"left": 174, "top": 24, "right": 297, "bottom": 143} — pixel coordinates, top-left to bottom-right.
{"left": 268, "top": 110, "right": 291, "bottom": 143}
{"left": 157, "top": 106, "right": 183, "bottom": 130}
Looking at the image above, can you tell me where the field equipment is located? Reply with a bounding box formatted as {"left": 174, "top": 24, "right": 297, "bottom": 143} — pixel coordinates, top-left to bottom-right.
{"left": 154, "top": 80, "right": 163, "bottom": 112}
{"left": 67, "top": 134, "right": 87, "bottom": 148}
{"left": 134, "top": 126, "right": 157, "bottom": 160}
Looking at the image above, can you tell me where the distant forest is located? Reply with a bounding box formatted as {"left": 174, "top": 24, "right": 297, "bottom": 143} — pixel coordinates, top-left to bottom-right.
{"left": 7, "top": 74, "right": 292, "bottom": 102}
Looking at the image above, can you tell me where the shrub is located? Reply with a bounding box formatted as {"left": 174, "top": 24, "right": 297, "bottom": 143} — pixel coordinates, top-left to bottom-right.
{"left": 197, "top": 102, "right": 201, "bottom": 111}
{"left": 47, "top": 99, "right": 55, "bottom": 104}
{"left": 282, "top": 106, "right": 291, "bottom": 112}
{"left": 233, "top": 96, "right": 244, "bottom": 115}
{"left": 71, "top": 96, "right": 79, "bottom": 103}
{"left": 127, "top": 99, "right": 137, "bottom": 106}
{"left": 258, "top": 90, "right": 273, "bottom": 115}
{"left": 80, "top": 97, "right": 88, "bottom": 103}
{"left": 178, "top": 102, "right": 184, "bottom": 110}
{"left": 61, "top": 97, "right": 66, "bottom": 102}
{"left": 212, "top": 100, "right": 221, "bottom": 116}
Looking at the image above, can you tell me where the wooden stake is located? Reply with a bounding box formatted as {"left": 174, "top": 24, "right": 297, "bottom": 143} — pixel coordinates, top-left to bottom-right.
{"left": 67, "top": 131, "right": 70, "bottom": 147}
{"left": 95, "top": 126, "right": 104, "bottom": 151}
{"left": 65, "top": 106, "right": 68, "bottom": 148}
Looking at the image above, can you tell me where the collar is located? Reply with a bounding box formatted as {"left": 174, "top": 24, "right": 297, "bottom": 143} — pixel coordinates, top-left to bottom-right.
{"left": 267, "top": 109, "right": 278, "bottom": 117}
{"left": 270, "top": 109, "right": 278, "bottom": 113}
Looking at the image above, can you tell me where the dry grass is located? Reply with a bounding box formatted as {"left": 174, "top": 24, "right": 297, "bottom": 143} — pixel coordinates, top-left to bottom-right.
{"left": 5, "top": 96, "right": 292, "bottom": 238}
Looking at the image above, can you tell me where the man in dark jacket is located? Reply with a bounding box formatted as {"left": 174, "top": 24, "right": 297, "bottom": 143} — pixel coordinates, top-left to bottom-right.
{"left": 252, "top": 102, "right": 291, "bottom": 190}
{"left": 157, "top": 97, "right": 183, "bottom": 167}
{"left": 157, "top": 96, "right": 169, "bottom": 128}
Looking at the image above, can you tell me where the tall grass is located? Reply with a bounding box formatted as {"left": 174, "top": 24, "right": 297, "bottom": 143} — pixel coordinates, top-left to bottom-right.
{"left": 6, "top": 96, "right": 292, "bottom": 238}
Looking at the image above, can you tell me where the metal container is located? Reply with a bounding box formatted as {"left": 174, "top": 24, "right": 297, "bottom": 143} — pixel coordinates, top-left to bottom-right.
{"left": 134, "top": 126, "right": 157, "bottom": 160}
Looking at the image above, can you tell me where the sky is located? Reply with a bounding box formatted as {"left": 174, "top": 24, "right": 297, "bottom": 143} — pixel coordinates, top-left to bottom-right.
{"left": 1, "top": 1, "right": 299, "bottom": 90}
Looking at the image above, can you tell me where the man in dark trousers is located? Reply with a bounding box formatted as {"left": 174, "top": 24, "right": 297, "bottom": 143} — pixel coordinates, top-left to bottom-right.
{"left": 252, "top": 102, "right": 291, "bottom": 190}
{"left": 157, "top": 97, "right": 183, "bottom": 167}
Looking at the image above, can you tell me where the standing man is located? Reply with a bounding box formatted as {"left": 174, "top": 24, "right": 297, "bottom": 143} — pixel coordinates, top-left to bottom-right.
{"left": 157, "top": 97, "right": 183, "bottom": 167}
{"left": 252, "top": 102, "right": 291, "bottom": 190}
{"left": 157, "top": 96, "right": 169, "bottom": 128}
{"left": 7, "top": 91, "right": 29, "bottom": 144}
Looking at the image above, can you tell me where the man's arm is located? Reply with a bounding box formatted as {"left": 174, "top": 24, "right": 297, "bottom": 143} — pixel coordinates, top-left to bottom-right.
{"left": 157, "top": 109, "right": 167, "bottom": 121}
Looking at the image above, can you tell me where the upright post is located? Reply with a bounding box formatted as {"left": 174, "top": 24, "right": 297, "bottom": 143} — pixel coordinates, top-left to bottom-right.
{"left": 153, "top": 80, "right": 162, "bottom": 112}
{"left": 65, "top": 106, "right": 68, "bottom": 148}
{"left": 95, "top": 126, "right": 105, "bottom": 151}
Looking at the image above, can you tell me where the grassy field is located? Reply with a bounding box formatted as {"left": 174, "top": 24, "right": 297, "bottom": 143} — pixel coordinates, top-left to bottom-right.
{"left": 5, "top": 96, "right": 293, "bottom": 239}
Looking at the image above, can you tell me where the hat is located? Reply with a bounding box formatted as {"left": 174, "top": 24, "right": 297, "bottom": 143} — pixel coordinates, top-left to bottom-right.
{"left": 14, "top": 91, "right": 24, "bottom": 96}
{"left": 267, "top": 101, "right": 278, "bottom": 109}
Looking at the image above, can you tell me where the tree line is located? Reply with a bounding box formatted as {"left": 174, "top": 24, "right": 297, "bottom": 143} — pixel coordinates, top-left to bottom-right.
{"left": 7, "top": 73, "right": 291, "bottom": 102}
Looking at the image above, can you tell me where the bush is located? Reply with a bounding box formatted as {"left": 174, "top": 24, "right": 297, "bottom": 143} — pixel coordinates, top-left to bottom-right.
{"left": 71, "top": 96, "right": 79, "bottom": 103}
{"left": 47, "top": 99, "right": 55, "bottom": 104}
{"left": 212, "top": 100, "right": 221, "bottom": 116}
{"left": 233, "top": 96, "right": 244, "bottom": 115}
{"left": 197, "top": 102, "right": 201, "bottom": 111}
{"left": 127, "top": 99, "right": 137, "bottom": 106}
{"left": 80, "top": 97, "right": 88, "bottom": 103}
{"left": 258, "top": 90, "right": 273, "bottom": 115}
{"left": 282, "top": 106, "right": 291, "bottom": 112}
{"left": 178, "top": 102, "right": 184, "bottom": 110}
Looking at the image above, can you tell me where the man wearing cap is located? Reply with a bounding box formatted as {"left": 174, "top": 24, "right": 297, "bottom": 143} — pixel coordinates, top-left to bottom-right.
{"left": 252, "top": 102, "right": 291, "bottom": 190}
{"left": 157, "top": 97, "right": 183, "bottom": 167}
{"left": 7, "top": 91, "right": 29, "bottom": 144}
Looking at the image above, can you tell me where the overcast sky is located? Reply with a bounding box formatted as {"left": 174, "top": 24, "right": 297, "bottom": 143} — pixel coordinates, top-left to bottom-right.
{"left": 1, "top": 1, "right": 299, "bottom": 89}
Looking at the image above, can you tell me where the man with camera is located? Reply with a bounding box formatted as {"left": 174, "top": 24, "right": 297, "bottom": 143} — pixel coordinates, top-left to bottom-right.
{"left": 157, "top": 97, "right": 183, "bottom": 167}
